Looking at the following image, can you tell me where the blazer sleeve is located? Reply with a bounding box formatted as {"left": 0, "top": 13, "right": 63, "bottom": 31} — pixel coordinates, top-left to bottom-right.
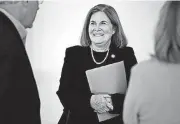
{"left": 0, "top": 13, "right": 41, "bottom": 124}
{"left": 0, "top": 54, "right": 12, "bottom": 100}
{"left": 0, "top": 54, "right": 41, "bottom": 124}
{"left": 56, "top": 48, "right": 94, "bottom": 115}
{"left": 110, "top": 47, "right": 138, "bottom": 114}
{"left": 0, "top": 54, "right": 21, "bottom": 123}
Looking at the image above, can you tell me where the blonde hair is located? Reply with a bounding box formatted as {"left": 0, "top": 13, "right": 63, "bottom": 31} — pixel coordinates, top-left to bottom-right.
{"left": 154, "top": 1, "right": 180, "bottom": 63}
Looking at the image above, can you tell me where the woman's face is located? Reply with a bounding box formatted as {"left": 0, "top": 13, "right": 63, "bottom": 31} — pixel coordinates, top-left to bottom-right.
{"left": 88, "top": 11, "right": 115, "bottom": 47}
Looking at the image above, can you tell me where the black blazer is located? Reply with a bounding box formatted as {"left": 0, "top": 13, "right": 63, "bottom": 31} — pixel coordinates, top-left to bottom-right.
{"left": 0, "top": 12, "right": 41, "bottom": 124}
{"left": 57, "top": 44, "right": 137, "bottom": 124}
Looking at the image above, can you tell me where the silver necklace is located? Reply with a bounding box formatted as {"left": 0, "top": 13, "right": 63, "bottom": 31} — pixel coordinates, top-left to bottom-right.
{"left": 90, "top": 47, "right": 109, "bottom": 65}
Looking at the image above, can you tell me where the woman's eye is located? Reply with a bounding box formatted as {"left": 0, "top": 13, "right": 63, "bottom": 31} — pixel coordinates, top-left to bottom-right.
{"left": 90, "top": 22, "right": 95, "bottom": 25}
{"left": 101, "top": 22, "right": 107, "bottom": 24}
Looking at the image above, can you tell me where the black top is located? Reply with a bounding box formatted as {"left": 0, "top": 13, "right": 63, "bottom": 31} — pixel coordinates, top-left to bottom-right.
{"left": 91, "top": 50, "right": 108, "bottom": 63}
{"left": 57, "top": 44, "right": 137, "bottom": 124}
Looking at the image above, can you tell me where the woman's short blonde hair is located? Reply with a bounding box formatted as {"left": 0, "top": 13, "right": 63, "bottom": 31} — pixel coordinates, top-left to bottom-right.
{"left": 154, "top": 1, "right": 180, "bottom": 63}
{"left": 80, "top": 4, "right": 127, "bottom": 48}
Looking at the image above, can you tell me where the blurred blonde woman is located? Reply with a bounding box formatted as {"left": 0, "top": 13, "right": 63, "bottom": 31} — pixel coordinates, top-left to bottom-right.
{"left": 123, "top": 1, "right": 180, "bottom": 124}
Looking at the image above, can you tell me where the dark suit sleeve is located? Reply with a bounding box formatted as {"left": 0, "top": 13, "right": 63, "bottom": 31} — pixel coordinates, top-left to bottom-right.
{"left": 0, "top": 13, "right": 41, "bottom": 124}
{"left": 56, "top": 48, "right": 94, "bottom": 115}
{"left": 0, "top": 15, "right": 11, "bottom": 99}
{"left": 0, "top": 55, "right": 12, "bottom": 100}
{"left": 0, "top": 54, "right": 14, "bottom": 123}
{"left": 110, "top": 47, "right": 137, "bottom": 114}
{"left": 0, "top": 54, "right": 41, "bottom": 124}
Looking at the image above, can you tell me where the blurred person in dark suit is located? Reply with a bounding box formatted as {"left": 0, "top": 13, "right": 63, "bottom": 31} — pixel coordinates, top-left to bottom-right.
{"left": 0, "top": 1, "right": 43, "bottom": 124}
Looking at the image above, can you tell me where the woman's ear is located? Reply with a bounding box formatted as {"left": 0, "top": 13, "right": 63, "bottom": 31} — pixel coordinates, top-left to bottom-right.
{"left": 112, "top": 30, "right": 115, "bottom": 34}
{"left": 112, "top": 27, "right": 116, "bottom": 34}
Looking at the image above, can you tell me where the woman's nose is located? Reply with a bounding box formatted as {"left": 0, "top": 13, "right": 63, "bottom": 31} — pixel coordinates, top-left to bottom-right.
{"left": 93, "top": 24, "right": 101, "bottom": 31}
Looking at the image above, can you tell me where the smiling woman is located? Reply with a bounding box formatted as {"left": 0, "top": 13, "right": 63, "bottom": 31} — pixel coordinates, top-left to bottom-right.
{"left": 56, "top": 4, "right": 137, "bottom": 124}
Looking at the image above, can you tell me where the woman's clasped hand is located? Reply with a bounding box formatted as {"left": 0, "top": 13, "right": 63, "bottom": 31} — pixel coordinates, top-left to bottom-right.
{"left": 90, "top": 94, "right": 113, "bottom": 113}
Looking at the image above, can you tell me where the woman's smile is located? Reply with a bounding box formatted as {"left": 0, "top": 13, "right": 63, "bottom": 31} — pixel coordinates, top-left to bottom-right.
{"left": 93, "top": 32, "right": 104, "bottom": 37}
